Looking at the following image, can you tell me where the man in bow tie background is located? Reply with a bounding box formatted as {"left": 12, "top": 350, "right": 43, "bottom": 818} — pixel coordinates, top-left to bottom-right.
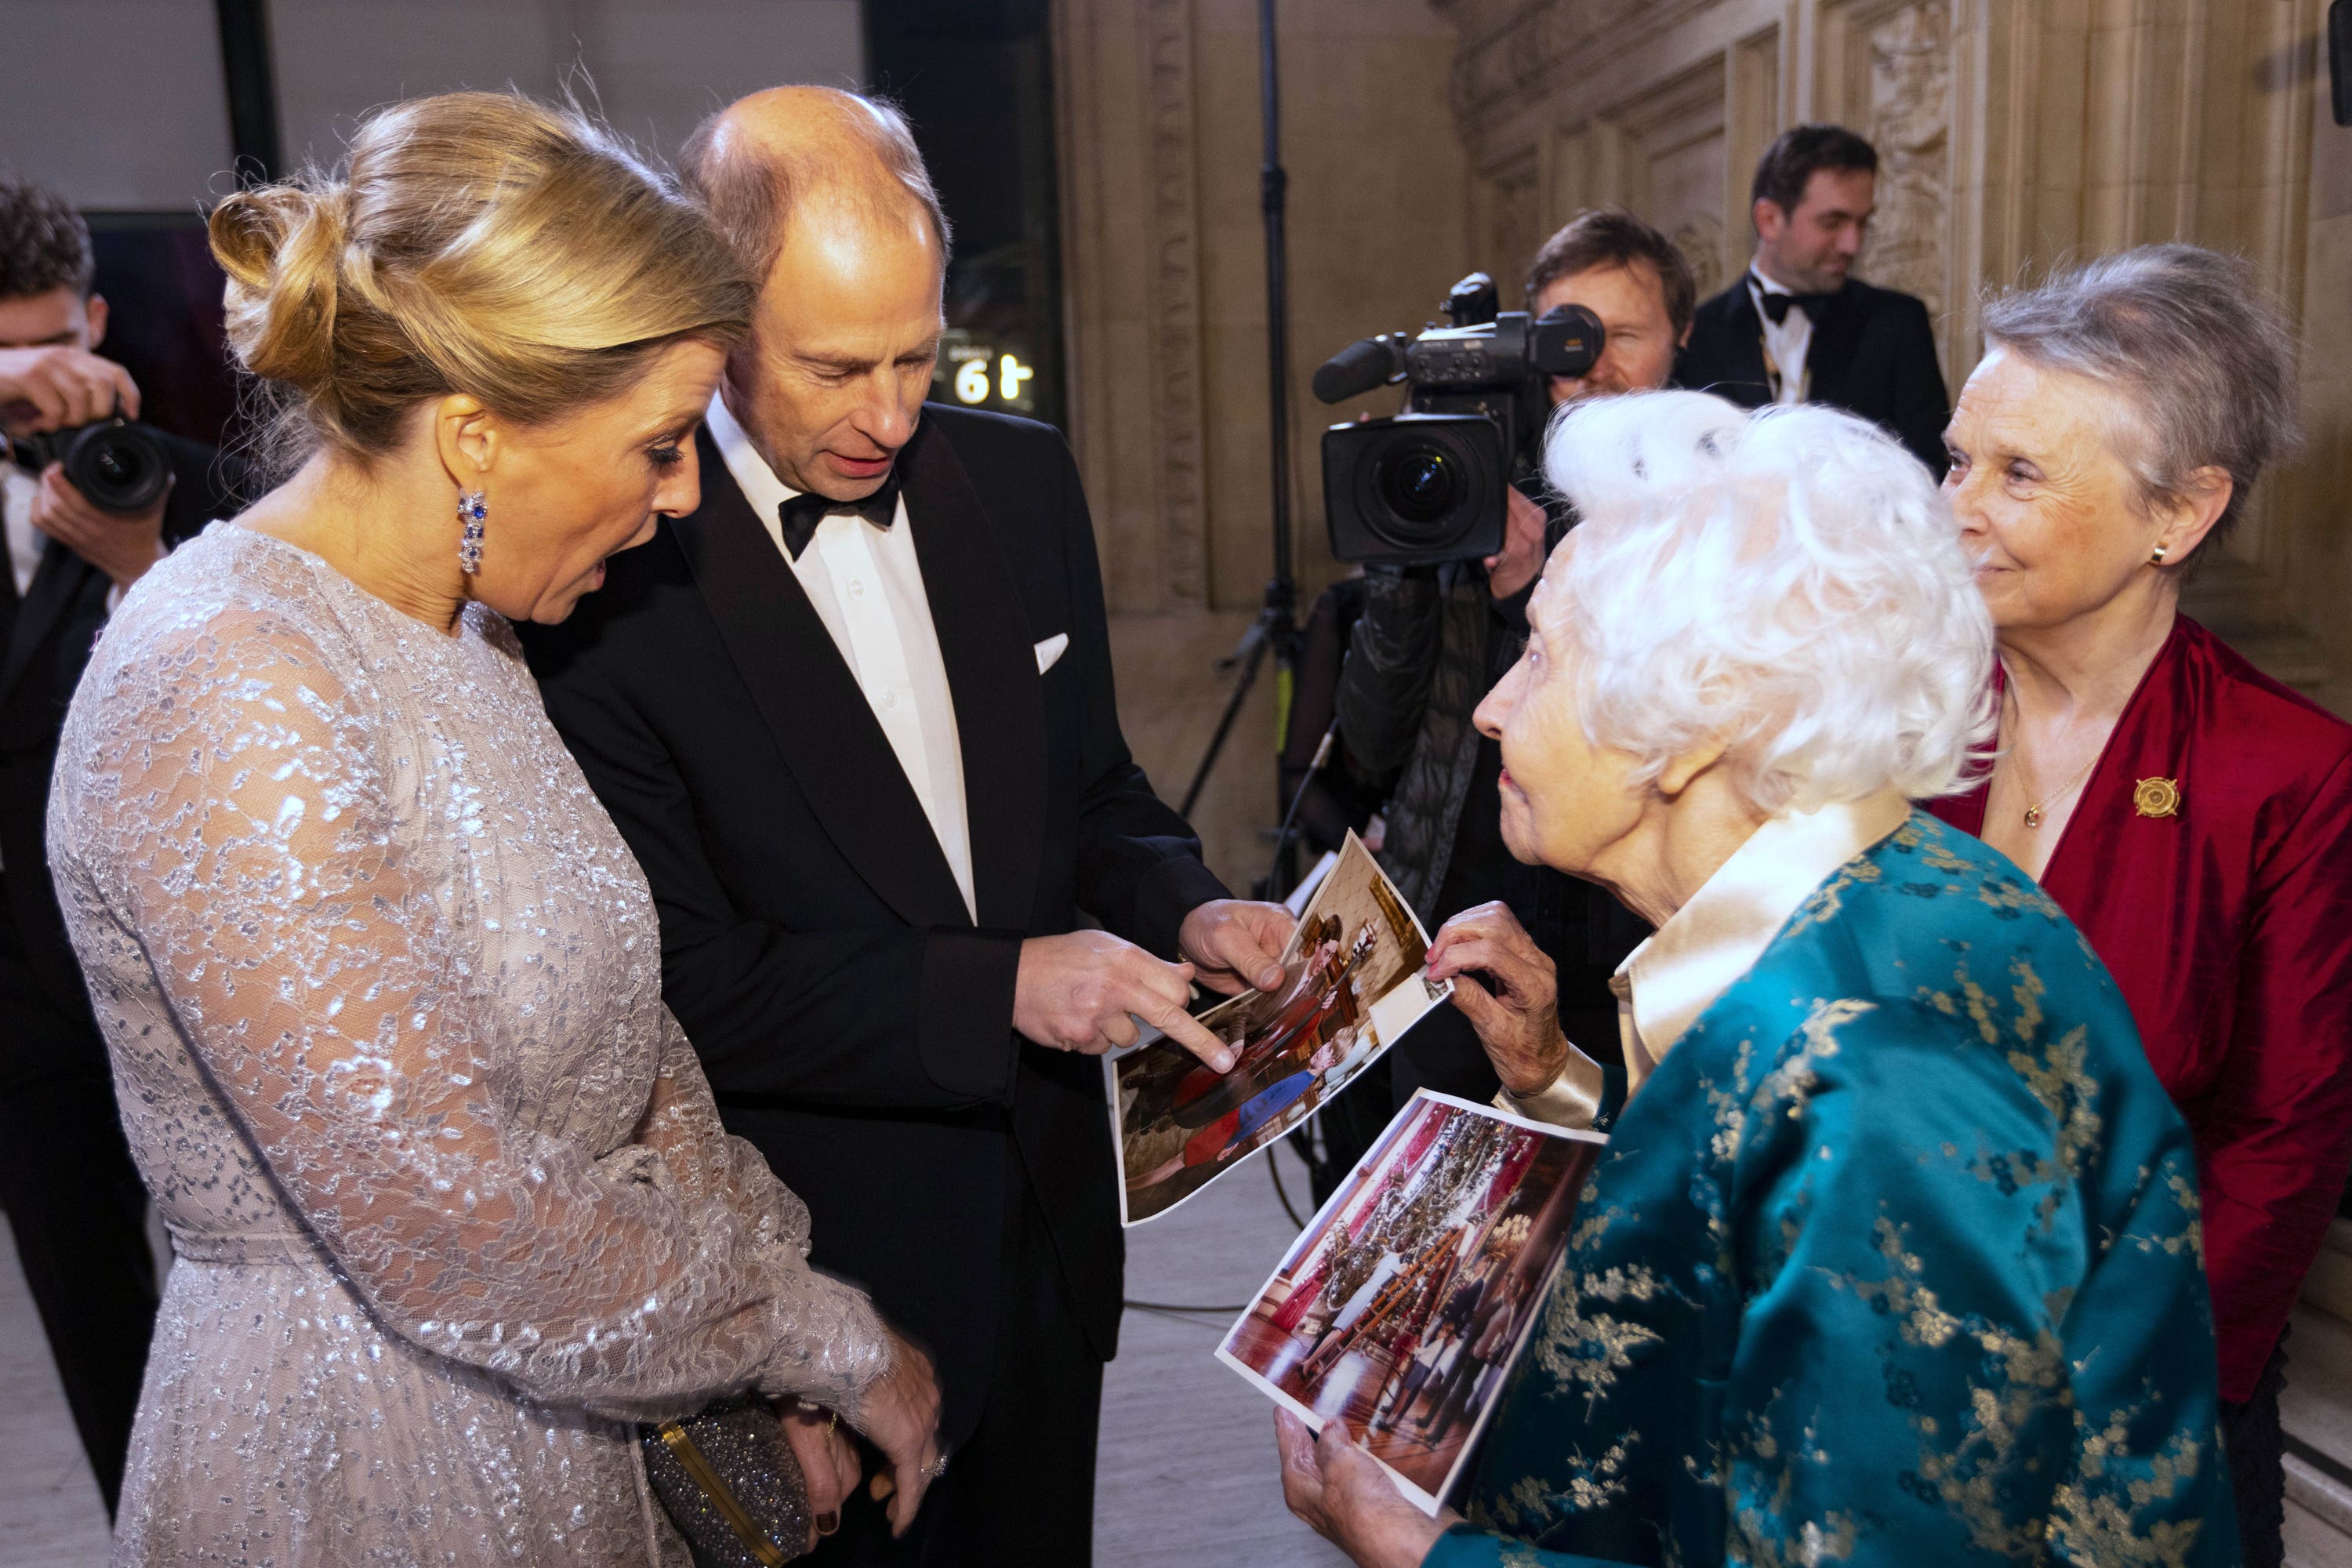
{"left": 1675, "top": 122, "right": 1951, "bottom": 475}
{"left": 520, "top": 85, "right": 1292, "bottom": 1564}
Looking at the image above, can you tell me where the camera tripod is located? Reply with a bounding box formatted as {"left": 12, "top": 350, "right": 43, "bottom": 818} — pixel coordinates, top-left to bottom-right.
{"left": 1177, "top": 0, "right": 1306, "bottom": 900}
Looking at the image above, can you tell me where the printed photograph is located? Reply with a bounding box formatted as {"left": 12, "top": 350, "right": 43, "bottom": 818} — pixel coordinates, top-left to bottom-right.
{"left": 1110, "top": 833, "right": 1450, "bottom": 1225}
{"left": 1215, "top": 1091, "right": 1603, "bottom": 1514}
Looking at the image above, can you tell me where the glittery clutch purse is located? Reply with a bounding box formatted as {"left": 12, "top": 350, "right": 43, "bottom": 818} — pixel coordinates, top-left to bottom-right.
{"left": 641, "top": 1398, "right": 812, "bottom": 1566}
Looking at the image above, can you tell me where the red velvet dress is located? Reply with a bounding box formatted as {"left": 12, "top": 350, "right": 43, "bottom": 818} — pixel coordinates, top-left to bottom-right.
{"left": 1929, "top": 614, "right": 2352, "bottom": 1400}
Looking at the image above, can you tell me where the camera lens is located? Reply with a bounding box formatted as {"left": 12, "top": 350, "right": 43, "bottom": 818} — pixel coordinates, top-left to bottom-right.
{"left": 62, "top": 419, "right": 171, "bottom": 513}
{"left": 1324, "top": 412, "right": 1507, "bottom": 567}
{"left": 1376, "top": 442, "right": 1459, "bottom": 526}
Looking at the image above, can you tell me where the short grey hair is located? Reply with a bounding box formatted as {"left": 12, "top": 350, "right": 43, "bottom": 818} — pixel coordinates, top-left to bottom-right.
{"left": 679, "top": 90, "right": 952, "bottom": 284}
{"left": 1980, "top": 244, "right": 2299, "bottom": 543}
{"left": 1540, "top": 391, "right": 1994, "bottom": 814}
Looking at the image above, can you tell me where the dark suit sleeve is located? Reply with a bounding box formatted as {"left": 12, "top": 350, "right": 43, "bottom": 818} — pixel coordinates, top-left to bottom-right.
{"left": 1886, "top": 295, "right": 1952, "bottom": 477}
{"left": 1052, "top": 435, "right": 1231, "bottom": 956}
{"left": 528, "top": 618, "right": 1022, "bottom": 1112}
{"left": 1334, "top": 568, "right": 1442, "bottom": 787}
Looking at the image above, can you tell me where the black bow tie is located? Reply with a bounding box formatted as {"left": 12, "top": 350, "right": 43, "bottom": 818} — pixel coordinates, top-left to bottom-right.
{"left": 1757, "top": 289, "right": 1831, "bottom": 326}
{"left": 777, "top": 474, "right": 899, "bottom": 561}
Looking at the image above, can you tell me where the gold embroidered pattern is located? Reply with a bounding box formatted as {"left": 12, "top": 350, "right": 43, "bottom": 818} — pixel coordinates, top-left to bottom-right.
{"left": 2049, "top": 1427, "right": 2206, "bottom": 1568}
{"left": 1486, "top": 1438, "right": 1637, "bottom": 1532}
{"left": 1785, "top": 855, "right": 1884, "bottom": 935}
{"left": 1830, "top": 1210, "right": 2078, "bottom": 1557}
{"left": 1533, "top": 1264, "right": 1668, "bottom": 1406}
{"left": 1749, "top": 998, "right": 1874, "bottom": 1121}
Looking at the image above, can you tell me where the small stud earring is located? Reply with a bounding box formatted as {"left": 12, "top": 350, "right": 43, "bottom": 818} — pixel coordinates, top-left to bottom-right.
{"left": 2150, "top": 542, "right": 2169, "bottom": 565}
{"left": 458, "top": 490, "right": 487, "bottom": 575}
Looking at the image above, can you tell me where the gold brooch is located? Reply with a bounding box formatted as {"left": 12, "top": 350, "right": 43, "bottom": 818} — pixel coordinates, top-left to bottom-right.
{"left": 2132, "top": 778, "right": 2181, "bottom": 818}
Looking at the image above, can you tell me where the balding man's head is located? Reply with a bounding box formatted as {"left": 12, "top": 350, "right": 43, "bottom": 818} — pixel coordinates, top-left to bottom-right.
{"left": 681, "top": 86, "right": 952, "bottom": 286}
{"left": 686, "top": 88, "right": 949, "bottom": 500}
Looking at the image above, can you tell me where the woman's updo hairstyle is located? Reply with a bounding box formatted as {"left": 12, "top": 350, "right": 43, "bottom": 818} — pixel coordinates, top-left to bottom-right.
{"left": 209, "top": 92, "right": 753, "bottom": 474}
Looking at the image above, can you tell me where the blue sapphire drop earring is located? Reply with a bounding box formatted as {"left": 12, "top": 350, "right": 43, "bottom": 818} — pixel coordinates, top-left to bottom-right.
{"left": 458, "top": 490, "right": 487, "bottom": 574}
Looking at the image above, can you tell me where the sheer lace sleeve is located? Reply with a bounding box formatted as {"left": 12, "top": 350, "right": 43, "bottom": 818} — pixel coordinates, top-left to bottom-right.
{"left": 54, "top": 597, "right": 891, "bottom": 1425}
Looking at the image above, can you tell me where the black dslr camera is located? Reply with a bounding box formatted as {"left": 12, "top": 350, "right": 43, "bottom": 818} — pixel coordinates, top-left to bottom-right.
{"left": 3, "top": 415, "right": 172, "bottom": 513}
{"left": 1316, "top": 272, "right": 1601, "bottom": 568}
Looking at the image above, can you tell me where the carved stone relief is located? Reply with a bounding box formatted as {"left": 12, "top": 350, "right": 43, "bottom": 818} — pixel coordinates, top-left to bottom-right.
{"left": 1140, "top": 0, "right": 1207, "bottom": 607}
{"left": 1618, "top": 58, "right": 1730, "bottom": 286}
{"left": 1675, "top": 211, "right": 1726, "bottom": 298}
{"left": 1483, "top": 161, "right": 1544, "bottom": 302}
{"left": 1855, "top": 2, "right": 1951, "bottom": 325}
{"left": 1440, "top": 0, "right": 1723, "bottom": 164}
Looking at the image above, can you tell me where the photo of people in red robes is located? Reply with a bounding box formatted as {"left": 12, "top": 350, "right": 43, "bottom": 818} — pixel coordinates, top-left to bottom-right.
{"left": 1218, "top": 1092, "right": 1601, "bottom": 1512}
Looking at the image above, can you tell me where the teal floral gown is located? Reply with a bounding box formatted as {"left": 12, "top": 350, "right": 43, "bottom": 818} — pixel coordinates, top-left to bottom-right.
{"left": 1428, "top": 805, "right": 2234, "bottom": 1567}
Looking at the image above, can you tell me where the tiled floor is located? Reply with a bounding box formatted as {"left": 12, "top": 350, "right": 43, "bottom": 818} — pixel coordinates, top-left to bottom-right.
{"left": 1095, "top": 1140, "right": 1353, "bottom": 1567}
{"left": 0, "top": 1142, "right": 1350, "bottom": 1567}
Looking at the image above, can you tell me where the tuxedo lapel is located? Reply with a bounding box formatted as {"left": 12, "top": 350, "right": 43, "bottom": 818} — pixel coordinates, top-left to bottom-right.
{"left": 899, "top": 419, "right": 1047, "bottom": 934}
{"left": 1803, "top": 281, "right": 1868, "bottom": 408}
{"left": 670, "top": 427, "right": 971, "bottom": 929}
{"left": 1724, "top": 282, "right": 1771, "bottom": 390}
{"left": 1682, "top": 282, "right": 1772, "bottom": 406}
{"left": 0, "top": 539, "right": 89, "bottom": 705}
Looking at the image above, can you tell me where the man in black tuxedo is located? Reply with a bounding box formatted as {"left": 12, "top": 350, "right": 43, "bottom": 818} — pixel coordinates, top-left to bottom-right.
{"left": 1675, "top": 124, "right": 1951, "bottom": 474}
{"left": 520, "top": 89, "right": 1292, "bottom": 1563}
{"left": 0, "top": 174, "right": 249, "bottom": 1512}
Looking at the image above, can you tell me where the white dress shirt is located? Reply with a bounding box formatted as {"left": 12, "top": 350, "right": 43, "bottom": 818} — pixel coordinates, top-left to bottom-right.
{"left": 4, "top": 464, "right": 42, "bottom": 599}
{"left": 1502, "top": 791, "right": 1913, "bottom": 1129}
{"left": 0, "top": 464, "right": 30, "bottom": 871}
{"left": 706, "top": 393, "right": 976, "bottom": 921}
{"left": 1748, "top": 265, "right": 1814, "bottom": 407}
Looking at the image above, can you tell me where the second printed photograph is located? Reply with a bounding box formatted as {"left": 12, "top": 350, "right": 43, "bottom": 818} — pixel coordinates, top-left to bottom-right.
{"left": 1216, "top": 1091, "right": 1603, "bottom": 1514}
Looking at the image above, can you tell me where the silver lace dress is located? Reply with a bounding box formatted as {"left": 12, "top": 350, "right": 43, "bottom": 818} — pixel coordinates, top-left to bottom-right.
{"left": 46, "top": 525, "right": 891, "bottom": 1565}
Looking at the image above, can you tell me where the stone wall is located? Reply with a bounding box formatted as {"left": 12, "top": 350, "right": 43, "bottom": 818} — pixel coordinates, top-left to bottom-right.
{"left": 1437, "top": 0, "right": 2352, "bottom": 719}
{"left": 1054, "top": 0, "right": 1479, "bottom": 617}
{"left": 1052, "top": 0, "right": 1481, "bottom": 889}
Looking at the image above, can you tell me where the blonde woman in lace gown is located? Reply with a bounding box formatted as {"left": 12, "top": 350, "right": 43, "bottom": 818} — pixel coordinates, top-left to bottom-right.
{"left": 43, "top": 94, "right": 941, "bottom": 1565}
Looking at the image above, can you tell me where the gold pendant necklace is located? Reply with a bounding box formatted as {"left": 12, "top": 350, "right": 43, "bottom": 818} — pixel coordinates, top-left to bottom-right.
{"left": 2016, "top": 744, "right": 2101, "bottom": 829}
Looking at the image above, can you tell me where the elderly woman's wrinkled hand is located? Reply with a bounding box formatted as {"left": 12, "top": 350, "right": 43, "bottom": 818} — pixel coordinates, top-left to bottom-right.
{"left": 1428, "top": 902, "right": 1570, "bottom": 1096}
{"left": 1276, "top": 1410, "right": 1454, "bottom": 1568}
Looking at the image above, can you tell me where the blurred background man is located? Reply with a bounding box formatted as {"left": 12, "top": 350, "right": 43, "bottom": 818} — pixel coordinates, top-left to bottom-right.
{"left": 0, "top": 172, "right": 247, "bottom": 1514}
{"left": 1334, "top": 210, "right": 1685, "bottom": 1116}
{"left": 1676, "top": 123, "right": 1950, "bottom": 474}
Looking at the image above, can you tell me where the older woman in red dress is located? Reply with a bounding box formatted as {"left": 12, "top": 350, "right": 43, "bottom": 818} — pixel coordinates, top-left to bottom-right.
{"left": 1933, "top": 243, "right": 2352, "bottom": 1567}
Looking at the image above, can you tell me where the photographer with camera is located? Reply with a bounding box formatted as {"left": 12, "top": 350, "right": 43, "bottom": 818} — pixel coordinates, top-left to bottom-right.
{"left": 1330, "top": 211, "right": 1691, "bottom": 1109}
{"left": 0, "top": 172, "right": 248, "bottom": 1513}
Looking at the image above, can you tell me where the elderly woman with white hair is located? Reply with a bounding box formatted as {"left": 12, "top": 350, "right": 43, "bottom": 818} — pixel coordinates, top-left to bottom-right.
{"left": 1929, "top": 245, "right": 2352, "bottom": 1568}
{"left": 1273, "top": 393, "right": 2234, "bottom": 1566}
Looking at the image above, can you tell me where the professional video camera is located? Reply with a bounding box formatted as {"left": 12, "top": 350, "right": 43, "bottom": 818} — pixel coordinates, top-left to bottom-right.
{"left": 1314, "top": 271, "right": 1602, "bottom": 568}
{"left": 2, "top": 414, "right": 171, "bottom": 513}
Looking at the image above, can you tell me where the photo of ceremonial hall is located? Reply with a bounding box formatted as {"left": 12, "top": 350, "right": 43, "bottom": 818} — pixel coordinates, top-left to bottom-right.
{"left": 5, "top": 2, "right": 2352, "bottom": 1566}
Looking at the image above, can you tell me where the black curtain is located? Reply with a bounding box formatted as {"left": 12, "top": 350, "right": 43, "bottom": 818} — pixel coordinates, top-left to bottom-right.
{"left": 864, "top": 0, "right": 1066, "bottom": 432}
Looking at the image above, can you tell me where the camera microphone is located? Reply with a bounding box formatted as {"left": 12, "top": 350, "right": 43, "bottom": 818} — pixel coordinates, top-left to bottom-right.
{"left": 1312, "top": 334, "right": 1407, "bottom": 405}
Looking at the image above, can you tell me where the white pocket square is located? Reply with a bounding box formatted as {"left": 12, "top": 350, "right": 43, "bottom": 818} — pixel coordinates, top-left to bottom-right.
{"left": 1034, "top": 633, "right": 1069, "bottom": 674}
